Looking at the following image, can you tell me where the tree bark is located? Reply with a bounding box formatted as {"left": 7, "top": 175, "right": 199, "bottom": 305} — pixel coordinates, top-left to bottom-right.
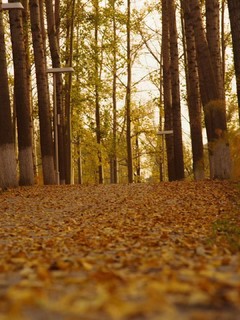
{"left": 162, "top": 0, "right": 175, "bottom": 181}
{"left": 169, "top": 0, "right": 185, "bottom": 180}
{"left": 93, "top": 0, "right": 104, "bottom": 184}
{"left": 110, "top": 0, "right": 118, "bottom": 184}
{"left": 181, "top": 0, "right": 204, "bottom": 180}
{"left": 9, "top": 0, "right": 34, "bottom": 186}
{"left": 126, "top": 0, "right": 133, "bottom": 183}
{"left": 0, "top": 8, "right": 18, "bottom": 189}
{"left": 185, "top": 0, "right": 231, "bottom": 179}
{"left": 29, "top": 0, "right": 55, "bottom": 184}
{"left": 227, "top": 0, "right": 240, "bottom": 124}
{"left": 206, "top": 0, "right": 224, "bottom": 99}
{"left": 45, "top": 0, "right": 66, "bottom": 184}
{"left": 64, "top": 0, "right": 75, "bottom": 184}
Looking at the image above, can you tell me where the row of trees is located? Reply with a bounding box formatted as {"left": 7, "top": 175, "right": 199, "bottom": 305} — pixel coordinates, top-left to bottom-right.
{"left": 0, "top": 0, "right": 239, "bottom": 188}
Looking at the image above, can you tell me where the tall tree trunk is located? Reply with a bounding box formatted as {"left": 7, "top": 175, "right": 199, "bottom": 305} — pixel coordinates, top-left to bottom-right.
{"left": 9, "top": 0, "right": 34, "bottom": 186}
{"left": 110, "top": 0, "right": 118, "bottom": 184}
{"left": 77, "top": 135, "right": 83, "bottom": 184}
{"left": 64, "top": 0, "right": 75, "bottom": 184}
{"left": 205, "top": 0, "right": 230, "bottom": 178}
{"left": 162, "top": 0, "right": 175, "bottom": 181}
{"left": 55, "top": 0, "right": 60, "bottom": 42}
{"left": 29, "top": 0, "right": 55, "bottom": 184}
{"left": 22, "top": 0, "right": 38, "bottom": 178}
{"left": 135, "top": 130, "right": 141, "bottom": 182}
{"left": 221, "top": 0, "right": 226, "bottom": 89}
{"left": 206, "top": 0, "right": 224, "bottom": 99}
{"left": 185, "top": 0, "right": 231, "bottom": 179}
{"left": 227, "top": 0, "right": 240, "bottom": 124}
{"left": 45, "top": 0, "right": 66, "bottom": 184}
{"left": 181, "top": 0, "right": 204, "bottom": 180}
{"left": 93, "top": 0, "right": 104, "bottom": 184}
{"left": 169, "top": 0, "right": 184, "bottom": 180}
{"left": 126, "top": 0, "right": 133, "bottom": 183}
{"left": 0, "top": 8, "right": 18, "bottom": 189}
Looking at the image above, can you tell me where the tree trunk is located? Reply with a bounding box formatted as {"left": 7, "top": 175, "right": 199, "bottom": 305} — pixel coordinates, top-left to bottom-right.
{"left": 206, "top": 0, "right": 224, "bottom": 99}
{"left": 227, "top": 0, "right": 240, "bottom": 124}
{"left": 0, "top": 9, "right": 18, "bottom": 189}
{"left": 169, "top": 0, "right": 185, "bottom": 180}
{"left": 185, "top": 0, "right": 231, "bottom": 179}
{"left": 93, "top": 0, "right": 104, "bottom": 184}
{"left": 126, "top": 0, "right": 133, "bottom": 183}
{"left": 22, "top": 0, "right": 38, "bottom": 179}
{"left": 135, "top": 131, "right": 141, "bottom": 182}
{"left": 45, "top": 0, "right": 66, "bottom": 184}
{"left": 29, "top": 0, "right": 55, "bottom": 184}
{"left": 9, "top": 1, "right": 34, "bottom": 186}
{"left": 76, "top": 136, "right": 83, "bottom": 184}
{"left": 54, "top": 0, "right": 60, "bottom": 42}
{"left": 64, "top": 0, "right": 75, "bottom": 184}
{"left": 162, "top": 0, "right": 175, "bottom": 181}
{"left": 111, "top": 0, "right": 118, "bottom": 184}
{"left": 181, "top": 0, "right": 204, "bottom": 180}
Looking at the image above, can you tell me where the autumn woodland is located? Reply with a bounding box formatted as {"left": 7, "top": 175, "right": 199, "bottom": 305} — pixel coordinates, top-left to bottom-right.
{"left": 0, "top": 0, "right": 240, "bottom": 319}
{"left": 0, "top": 0, "right": 240, "bottom": 187}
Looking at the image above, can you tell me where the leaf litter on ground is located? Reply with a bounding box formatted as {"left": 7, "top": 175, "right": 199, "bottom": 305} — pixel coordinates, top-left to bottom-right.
{"left": 0, "top": 180, "right": 240, "bottom": 319}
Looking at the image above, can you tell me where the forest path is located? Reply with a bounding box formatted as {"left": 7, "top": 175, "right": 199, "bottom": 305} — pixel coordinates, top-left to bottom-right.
{"left": 0, "top": 181, "right": 240, "bottom": 319}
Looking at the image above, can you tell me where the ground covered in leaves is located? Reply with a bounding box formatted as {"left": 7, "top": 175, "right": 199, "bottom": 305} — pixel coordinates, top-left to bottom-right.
{"left": 0, "top": 180, "right": 240, "bottom": 320}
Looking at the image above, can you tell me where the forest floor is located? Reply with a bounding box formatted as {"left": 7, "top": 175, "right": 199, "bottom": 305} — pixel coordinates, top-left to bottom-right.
{"left": 0, "top": 180, "right": 240, "bottom": 320}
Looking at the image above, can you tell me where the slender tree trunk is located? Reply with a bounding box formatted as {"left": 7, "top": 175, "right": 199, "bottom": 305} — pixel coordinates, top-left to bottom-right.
{"left": 169, "top": 0, "right": 184, "bottom": 180}
{"left": 227, "top": 0, "right": 240, "bottom": 125}
{"left": 45, "top": 0, "right": 66, "bottom": 184}
{"left": 22, "top": 0, "right": 38, "bottom": 179}
{"left": 77, "top": 136, "right": 83, "bottom": 184}
{"left": 93, "top": 0, "right": 104, "bottom": 184}
{"left": 0, "top": 8, "right": 18, "bottom": 189}
{"left": 126, "top": 0, "right": 133, "bottom": 183}
{"left": 181, "top": 0, "right": 204, "bottom": 180}
{"left": 158, "top": 53, "right": 164, "bottom": 182}
{"left": 9, "top": 1, "right": 34, "bottom": 186}
{"left": 162, "top": 0, "right": 175, "bottom": 181}
{"left": 135, "top": 130, "right": 141, "bottom": 182}
{"left": 64, "top": 0, "right": 75, "bottom": 184}
{"left": 111, "top": 0, "right": 118, "bottom": 184}
{"left": 29, "top": 0, "right": 55, "bottom": 184}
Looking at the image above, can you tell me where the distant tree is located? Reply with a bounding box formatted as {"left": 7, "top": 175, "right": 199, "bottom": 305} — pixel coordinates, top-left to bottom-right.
{"left": 0, "top": 9, "right": 18, "bottom": 189}
{"left": 29, "top": 0, "right": 56, "bottom": 184}
{"left": 9, "top": 1, "right": 34, "bottom": 186}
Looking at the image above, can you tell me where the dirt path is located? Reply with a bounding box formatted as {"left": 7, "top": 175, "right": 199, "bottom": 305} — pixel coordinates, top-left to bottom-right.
{"left": 0, "top": 181, "right": 240, "bottom": 319}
